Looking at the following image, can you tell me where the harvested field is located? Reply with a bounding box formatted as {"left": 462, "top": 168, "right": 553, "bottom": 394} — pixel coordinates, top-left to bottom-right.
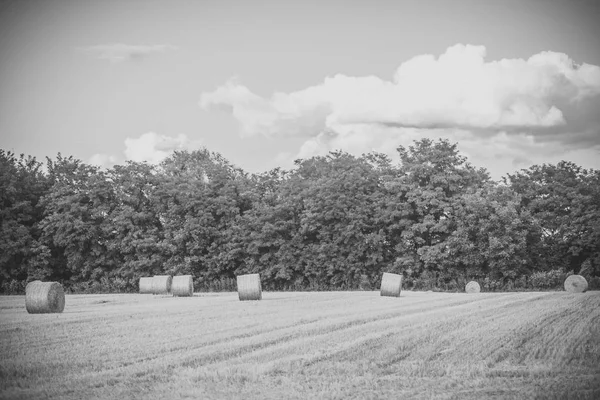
{"left": 1, "top": 291, "right": 599, "bottom": 399}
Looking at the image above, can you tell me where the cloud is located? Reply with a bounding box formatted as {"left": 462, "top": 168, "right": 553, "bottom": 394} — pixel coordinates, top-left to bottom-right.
{"left": 200, "top": 44, "right": 600, "bottom": 178}
{"left": 89, "top": 153, "right": 118, "bottom": 169}
{"left": 201, "top": 44, "right": 600, "bottom": 135}
{"left": 79, "top": 43, "right": 177, "bottom": 63}
{"left": 200, "top": 77, "right": 332, "bottom": 138}
{"left": 89, "top": 133, "right": 202, "bottom": 169}
{"left": 124, "top": 132, "right": 202, "bottom": 164}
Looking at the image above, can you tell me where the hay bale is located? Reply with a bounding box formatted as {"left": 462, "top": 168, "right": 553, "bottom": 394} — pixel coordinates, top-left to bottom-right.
{"left": 237, "top": 273, "right": 262, "bottom": 301}
{"left": 564, "top": 275, "right": 588, "bottom": 293}
{"left": 172, "top": 275, "right": 194, "bottom": 297}
{"left": 152, "top": 275, "right": 172, "bottom": 295}
{"left": 380, "top": 272, "right": 402, "bottom": 297}
{"left": 139, "top": 277, "right": 153, "bottom": 294}
{"left": 25, "top": 281, "right": 65, "bottom": 314}
{"left": 465, "top": 281, "right": 481, "bottom": 293}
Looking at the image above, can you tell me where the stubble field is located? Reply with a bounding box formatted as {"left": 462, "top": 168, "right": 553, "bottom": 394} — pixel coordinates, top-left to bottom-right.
{"left": 1, "top": 290, "right": 599, "bottom": 399}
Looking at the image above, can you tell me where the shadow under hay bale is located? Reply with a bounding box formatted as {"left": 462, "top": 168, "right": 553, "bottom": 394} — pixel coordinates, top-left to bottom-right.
{"left": 172, "top": 275, "right": 194, "bottom": 297}
{"left": 139, "top": 277, "right": 153, "bottom": 294}
{"left": 564, "top": 275, "right": 588, "bottom": 293}
{"left": 25, "top": 281, "right": 65, "bottom": 314}
{"left": 237, "top": 274, "right": 262, "bottom": 301}
{"left": 465, "top": 281, "right": 481, "bottom": 293}
{"left": 152, "top": 275, "right": 172, "bottom": 295}
{"left": 380, "top": 272, "right": 402, "bottom": 297}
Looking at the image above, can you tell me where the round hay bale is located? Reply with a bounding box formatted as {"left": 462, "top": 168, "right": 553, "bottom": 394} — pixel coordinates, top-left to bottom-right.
{"left": 465, "top": 281, "right": 481, "bottom": 293}
{"left": 152, "top": 275, "right": 172, "bottom": 295}
{"left": 139, "top": 277, "right": 153, "bottom": 294}
{"left": 564, "top": 275, "right": 588, "bottom": 293}
{"left": 380, "top": 272, "right": 402, "bottom": 297}
{"left": 25, "top": 281, "right": 65, "bottom": 314}
{"left": 237, "top": 273, "right": 262, "bottom": 301}
{"left": 172, "top": 275, "right": 194, "bottom": 297}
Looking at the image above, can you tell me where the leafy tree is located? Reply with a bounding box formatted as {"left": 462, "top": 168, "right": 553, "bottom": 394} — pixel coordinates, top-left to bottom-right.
{"left": 387, "top": 139, "right": 490, "bottom": 282}
{"left": 38, "top": 155, "right": 115, "bottom": 286}
{"left": 290, "top": 151, "right": 388, "bottom": 288}
{"left": 156, "top": 150, "right": 250, "bottom": 283}
{"left": 0, "top": 151, "right": 50, "bottom": 291}
{"left": 4, "top": 139, "right": 598, "bottom": 293}
{"left": 104, "top": 161, "right": 165, "bottom": 284}
{"left": 221, "top": 166, "right": 307, "bottom": 289}
{"left": 443, "top": 185, "right": 536, "bottom": 283}
{"left": 506, "top": 161, "right": 600, "bottom": 276}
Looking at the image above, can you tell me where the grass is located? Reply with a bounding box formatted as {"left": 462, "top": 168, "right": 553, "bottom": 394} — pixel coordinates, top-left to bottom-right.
{"left": 1, "top": 291, "right": 599, "bottom": 399}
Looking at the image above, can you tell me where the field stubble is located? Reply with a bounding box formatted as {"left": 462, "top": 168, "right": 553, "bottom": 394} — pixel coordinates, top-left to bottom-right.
{"left": 1, "top": 291, "right": 599, "bottom": 399}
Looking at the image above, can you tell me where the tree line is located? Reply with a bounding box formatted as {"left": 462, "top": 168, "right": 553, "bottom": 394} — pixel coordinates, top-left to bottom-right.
{"left": 1, "top": 139, "right": 599, "bottom": 294}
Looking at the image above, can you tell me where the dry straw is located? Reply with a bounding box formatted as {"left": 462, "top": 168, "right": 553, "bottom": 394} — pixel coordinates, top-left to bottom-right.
{"left": 465, "top": 281, "right": 481, "bottom": 293}
{"left": 237, "top": 273, "right": 262, "bottom": 301}
{"left": 139, "top": 277, "right": 153, "bottom": 294}
{"left": 564, "top": 275, "right": 588, "bottom": 293}
{"left": 152, "top": 275, "right": 172, "bottom": 295}
{"left": 380, "top": 272, "right": 402, "bottom": 297}
{"left": 172, "top": 275, "right": 194, "bottom": 297}
{"left": 25, "top": 281, "right": 65, "bottom": 314}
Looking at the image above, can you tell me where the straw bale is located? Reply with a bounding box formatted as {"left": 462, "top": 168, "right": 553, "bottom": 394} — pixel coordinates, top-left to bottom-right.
{"left": 152, "top": 275, "right": 172, "bottom": 295}
{"left": 139, "top": 277, "right": 153, "bottom": 294}
{"left": 172, "top": 275, "right": 194, "bottom": 297}
{"left": 380, "top": 272, "right": 402, "bottom": 297}
{"left": 564, "top": 275, "right": 588, "bottom": 293}
{"left": 237, "top": 274, "right": 262, "bottom": 301}
{"left": 465, "top": 281, "right": 481, "bottom": 293}
{"left": 25, "top": 281, "right": 65, "bottom": 314}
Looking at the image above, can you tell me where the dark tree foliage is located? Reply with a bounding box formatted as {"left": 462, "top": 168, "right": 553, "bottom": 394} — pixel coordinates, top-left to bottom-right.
{"left": 444, "top": 185, "right": 536, "bottom": 282}
{"left": 506, "top": 161, "right": 600, "bottom": 276}
{"left": 291, "top": 151, "right": 389, "bottom": 289}
{"left": 1, "top": 142, "right": 598, "bottom": 293}
{"left": 105, "top": 162, "right": 166, "bottom": 285}
{"left": 38, "top": 155, "right": 116, "bottom": 287}
{"left": 156, "top": 150, "right": 251, "bottom": 285}
{"left": 223, "top": 167, "right": 304, "bottom": 289}
{"left": 386, "top": 139, "right": 490, "bottom": 282}
{"left": 0, "top": 151, "right": 50, "bottom": 292}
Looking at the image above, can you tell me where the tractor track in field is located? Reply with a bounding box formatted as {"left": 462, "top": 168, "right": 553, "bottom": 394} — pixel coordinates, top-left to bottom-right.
{"left": 46, "top": 292, "right": 554, "bottom": 384}
{"left": 1, "top": 291, "right": 599, "bottom": 400}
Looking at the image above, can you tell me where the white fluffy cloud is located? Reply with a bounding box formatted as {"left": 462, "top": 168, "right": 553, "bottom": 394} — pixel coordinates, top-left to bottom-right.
{"left": 80, "top": 43, "right": 177, "bottom": 63}
{"left": 89, "top": 153, "right": 118, "bottom": 169}
{"left": 124, "top": 132, "right": 202, "bottom": 163}
{"left": 89, "top": 133, "right": 202, "bottom": 169}
{"left": 200, "top": 44, "right": 600, "bottom": 178}
{"left": 201, "top": 44, "right": 600, "bottom": 134}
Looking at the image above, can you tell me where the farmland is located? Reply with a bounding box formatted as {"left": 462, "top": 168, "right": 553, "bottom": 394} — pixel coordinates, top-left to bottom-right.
{"left": 1, "top": 291, "right": 599, "bottom": 400}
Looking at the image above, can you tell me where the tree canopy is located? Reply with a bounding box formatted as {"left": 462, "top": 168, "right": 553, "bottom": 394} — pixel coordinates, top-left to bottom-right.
{"left": 1, "top": 140, "right": 598, "bottom": 293}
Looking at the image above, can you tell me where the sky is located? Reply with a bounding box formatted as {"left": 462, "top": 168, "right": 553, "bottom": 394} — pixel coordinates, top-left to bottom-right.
{"left": 1, "top": 0, "right": 599, "bottom": 181}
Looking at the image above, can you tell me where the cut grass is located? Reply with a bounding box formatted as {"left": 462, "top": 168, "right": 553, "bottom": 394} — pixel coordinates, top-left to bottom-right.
{"left": 1, "top": 291, "right": 599, "bottom": 399}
